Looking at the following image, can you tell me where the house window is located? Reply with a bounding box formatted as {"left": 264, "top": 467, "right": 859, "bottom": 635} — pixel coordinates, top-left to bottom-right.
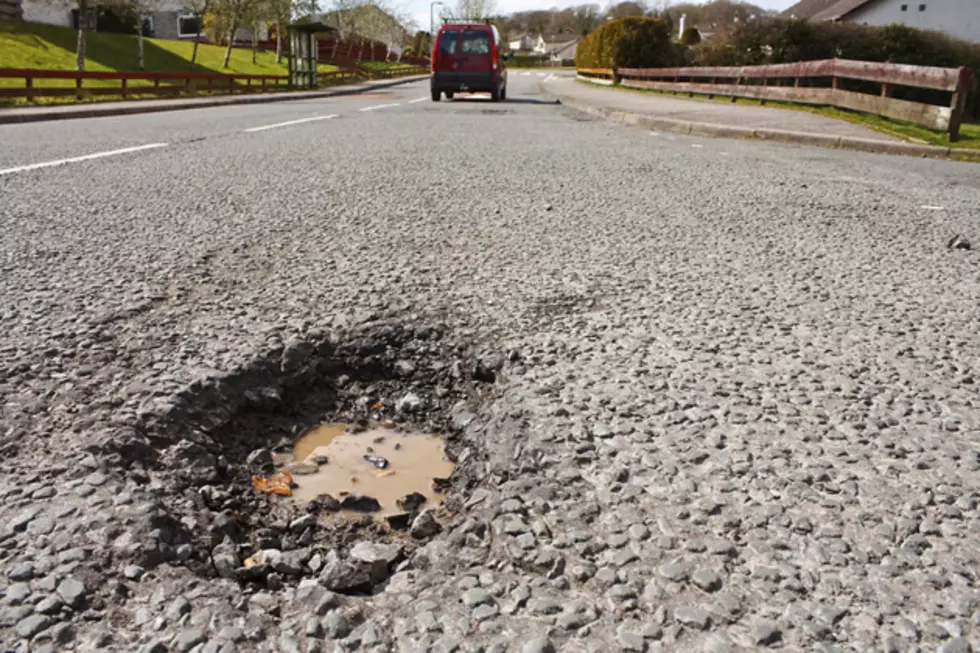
{"left": 900, "top": 3, "right": 908, "bottom": 9}
{"left": 178, "top": 14, "right": 200, "bottom": 38}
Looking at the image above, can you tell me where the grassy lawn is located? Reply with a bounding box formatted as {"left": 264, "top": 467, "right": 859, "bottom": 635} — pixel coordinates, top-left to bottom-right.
{"left": 0, "top": 21, "right": 340, "bottom": 104}
{"left": 358, "top": 61, "right": 423, "bottom": 71}
{"left": 606, "top": 80, "right": 980, "bottom": 151}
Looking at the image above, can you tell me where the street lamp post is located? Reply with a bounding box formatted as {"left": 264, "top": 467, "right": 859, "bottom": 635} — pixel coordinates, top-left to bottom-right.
{"left": 430, "top": 1, "right": 444, "bottom": 45}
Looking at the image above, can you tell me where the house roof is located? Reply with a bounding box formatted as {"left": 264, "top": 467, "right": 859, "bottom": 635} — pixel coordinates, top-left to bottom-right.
{"left": 810, "top": 0, "right": 875, "bottom": 20}
{"left": 541, "top": 33, "right": 579, "bottom": 44}
{"left": 781, "top": 0, "right": 876, "bottom": 21}
{"left": 551, "top": 39, "right": 579, "bottom": 58}
{"left": 780, "top": 0, "right": 842, "bottom": 19}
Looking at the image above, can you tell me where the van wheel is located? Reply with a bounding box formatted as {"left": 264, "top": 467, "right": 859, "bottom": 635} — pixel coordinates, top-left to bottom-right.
{"left": 491, "top": 88, "right": 500, "bottom": 102}
{"left": 445, "top": 92, "right": 454, "bottom": 99}
{"left": 501, "top": 86, "right": 507, "bottom": 101}
{"left": 431, "top": 90, "right": 441, "bottom": 102}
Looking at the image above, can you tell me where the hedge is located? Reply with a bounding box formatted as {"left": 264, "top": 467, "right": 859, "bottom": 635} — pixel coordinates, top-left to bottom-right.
{"left": 575, "top": 17, "right": 686, "bottom": 70}
{"left": 692, "top": 19, "right": 979, "bottom": 121}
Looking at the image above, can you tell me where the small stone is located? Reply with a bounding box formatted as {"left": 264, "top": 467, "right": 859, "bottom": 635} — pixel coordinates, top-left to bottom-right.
{"left": 31, "top": 486, "right": 57, "bottom": 499}
{"left": 340, "top": 494, "right": 381, "bottom": 513}
{"left": 617, "top": 631, "right": 646, "bottom": 652}
{"left": 753, "top": 622, "right": 782, "bottom": 646}
{"left": 246, "top": 449, "right": 274, "bottom": 469}
{"left": 323, "top": 611, "right": 350, "bottom": 639}
{"left": 124, "top": 565, "right": 145, "bottom": 580}
{"left": 219, "top": 626, "right": 245, "bottom": 642}
{"left": 84, "top": 472, "right": 107, "bottom": 487}
{"left": 57, "top": 578, "right": 86, "bottom": 609}
{"left": 305, "top": 616, "right": 324, "bottom": 637}
{"left": 522, "top": 638, "right": 556, "bottom": 653}
{"left": 472, "top": 604, "right": 499, "bottom": 621}
{"left": 692, "top": 568, "right": 722, "bottom": 592}
{"left": 139, "top": 639, "right": 169, "bottom": 653}
{"left": 5, "top": 583, "right": 31, "bottom": 604}
{"left": 658, "top": 562, "right": 688, "bottom": 582}
{"left": 173, "top": 627, "right": 206, "bottom": 652}
{"left": 614, "top": 549, "right": 639, "bottom": 566}
{"left": 947, "top": 235, "right": 972, "bottom": 251}
{"left": 674, "top": 606, "right": 711, "bottom": 629}
{"left": 411, "top": 510, "right": 442, "bottom": 539}
{"left": 166, "top": 596, "right": 192, "bottom": 622}
{"left": 7, "top": 562, "right": 35, "bottom": 581}
{"left": 558, "top": 611, "right": 589, "bottom": 630}
{"left": 285, "top": 462, "right": 319, "bottom": 476}
{"left": 307, "top": 494, "right": 341, "bottom": 513}
{"left": 463, "top": 588, "right": 494, "bottom": 607}
{"left": 16, "top": 614, "right": 51, "bottom": 638}
{"left": 529, "top": 598, "right": 562, "bottom": 615}
{"left": 11, "top": 508, "right": 40, "bottom": 531}
{"left": 397, "top": 393, "right": 423, "bottom": 414}
{"left": 34, "top": 595, "right": 64, "bottom": 615}
{"left": 941, "top": 638, "right": 973, "bottom": 653}
{"left": 397, "top": 492, "right": 427, "bottom": 512}
{"left": 289, "top": 514, "right": 316, "bottom": 532}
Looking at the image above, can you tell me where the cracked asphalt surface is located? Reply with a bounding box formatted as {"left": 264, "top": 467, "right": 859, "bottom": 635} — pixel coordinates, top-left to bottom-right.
{"left": 1, "top": 72, "right": 980, "bottom": 653}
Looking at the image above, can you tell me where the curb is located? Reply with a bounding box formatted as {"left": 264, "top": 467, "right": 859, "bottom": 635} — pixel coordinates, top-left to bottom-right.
{"left": 0, "top": 75, "right": 429, "bottom": 125}
{"left": 546, "top": 86, "right": 978, "bottom": 161}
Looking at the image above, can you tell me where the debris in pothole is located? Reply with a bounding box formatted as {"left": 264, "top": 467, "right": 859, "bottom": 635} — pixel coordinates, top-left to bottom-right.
{"left": 947, "top": 234, "right": 972, "bottom": 250}
{"left": 264, "top": 423, "right": 454, "bottom": 516}
{"left": 251, "top": 471, "right": 296, "bottom": 496}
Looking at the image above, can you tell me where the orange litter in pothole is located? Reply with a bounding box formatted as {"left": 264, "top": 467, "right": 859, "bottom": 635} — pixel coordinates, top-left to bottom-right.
{"left": 251, "top": 471, "right": 295, "bottom": 496}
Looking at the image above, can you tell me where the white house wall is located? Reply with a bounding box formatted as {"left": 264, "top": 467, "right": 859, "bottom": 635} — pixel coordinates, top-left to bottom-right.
{"left": 847, "top": 0, "right": 980, "bottom": 43}
{"left": 22, "top": 0, "right": 72, "bottom": 27}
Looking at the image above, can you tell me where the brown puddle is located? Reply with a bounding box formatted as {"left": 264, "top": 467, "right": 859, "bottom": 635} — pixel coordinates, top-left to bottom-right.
{"left": 283, "top": 424, "right": 454, "bottom": 517}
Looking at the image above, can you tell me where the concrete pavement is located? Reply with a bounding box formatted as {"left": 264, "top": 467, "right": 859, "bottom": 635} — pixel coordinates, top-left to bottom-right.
{"left": 0, "top": 75, "right": 429, "bottom": 125}
{"left": 543, "top": 73, "right": 973, "bottom": 158}
{"left": 2, "top": 73, "right": 980, "bottom": 653}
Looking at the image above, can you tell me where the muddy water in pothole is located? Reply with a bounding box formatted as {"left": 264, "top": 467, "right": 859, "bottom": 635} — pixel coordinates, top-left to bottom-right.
{"left": 286, "top": 424, "right": 454, "bottom": 516}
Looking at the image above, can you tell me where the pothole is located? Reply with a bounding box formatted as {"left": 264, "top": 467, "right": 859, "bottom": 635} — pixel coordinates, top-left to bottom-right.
{"left": 110, "top": 321, "right": 502, "bottom": 596}
{"left": 256, "top": 422, "right": 454, "bottom": 518}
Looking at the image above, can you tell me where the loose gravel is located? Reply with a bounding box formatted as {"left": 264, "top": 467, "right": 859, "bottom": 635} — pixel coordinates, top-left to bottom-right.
{"left": 1, "top": 79, "right": 979, "bottom": 652}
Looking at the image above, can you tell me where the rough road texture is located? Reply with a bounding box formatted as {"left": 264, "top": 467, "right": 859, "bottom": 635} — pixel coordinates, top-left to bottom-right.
{"left": 1, "top": 77, "right": 979, "bottom": 653}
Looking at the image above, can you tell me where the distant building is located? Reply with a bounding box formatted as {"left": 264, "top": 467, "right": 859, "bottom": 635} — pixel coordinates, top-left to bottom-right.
{"left": 508, "top": 33, "right": 534, "bottom": 51}
{"left": 0, "top": 0, "right": 22, "bottom": 21}
{"left": 782, "top": 0, "right": 980, "bottom": 43}
{"left": 17, "top": 0, "right": 222, "bottom": 41}
{"left": 533, "top": 33, "right": 580, "bottom": 61}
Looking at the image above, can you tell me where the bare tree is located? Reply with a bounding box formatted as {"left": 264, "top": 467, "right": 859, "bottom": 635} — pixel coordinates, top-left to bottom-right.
{"left": 213, "top": 0, "right": 256, "bottom": 67}
{"left": 266, "top": 0, "right": 292, "bottom": 63}
{"left": 183, "top": 0, "right": 212, "bottom": 65}
{"left": 452, "top": 0, "right": 497, "bottom": 21}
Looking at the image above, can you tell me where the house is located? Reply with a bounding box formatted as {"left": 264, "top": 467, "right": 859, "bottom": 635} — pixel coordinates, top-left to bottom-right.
{"left": 533, "top": 33, "right": 581, "bottom": 61}
{"left": 320, "top": 4, "right": 408, "bottom": 56}
{"left": 782, "top": 0, "right": 980, "bottom": 43}
{"left": 508, "top": 32, "right": 534, "bottom": 51}
{"left": 17, "top": 0, "right": 225, "bottom": 41}
{"left": 0, "top": 0, "right": 22, "bottom": 21}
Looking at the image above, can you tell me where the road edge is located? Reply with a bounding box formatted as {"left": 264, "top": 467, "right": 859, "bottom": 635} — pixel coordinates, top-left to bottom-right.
{"left": 0, "top": 75, "right": 430, "bottom": 125}
{"left": 544, "top": 83, "right": 980, "bottom": 162}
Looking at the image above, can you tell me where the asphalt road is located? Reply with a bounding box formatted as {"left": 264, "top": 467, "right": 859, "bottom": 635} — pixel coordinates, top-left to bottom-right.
{"left": 1, "top": 72, "right": 980, "bottom": 653}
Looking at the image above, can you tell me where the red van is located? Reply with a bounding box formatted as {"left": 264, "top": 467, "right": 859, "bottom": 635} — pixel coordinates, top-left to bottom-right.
{"left": 430, "top": 22, "right": 508, "bottom": 102}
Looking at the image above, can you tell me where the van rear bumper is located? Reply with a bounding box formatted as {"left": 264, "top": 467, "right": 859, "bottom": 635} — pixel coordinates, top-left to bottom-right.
{"left": 431, "top": 72, "right": 500, "bottom": 93}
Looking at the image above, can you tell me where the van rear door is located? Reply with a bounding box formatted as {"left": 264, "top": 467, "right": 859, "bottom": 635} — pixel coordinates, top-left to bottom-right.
{"left": 457, "top": 27, "right": 492, "bottom": 75}
{"left": 435, "top": 28, "right": 459, "bottom": 74}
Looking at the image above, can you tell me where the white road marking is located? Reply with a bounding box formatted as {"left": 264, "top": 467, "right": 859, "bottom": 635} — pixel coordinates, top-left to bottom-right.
{"left": 521, "top": 72, "right": 531, "bottom": 76}
{"left": 921, "top": 205, "right": 946, "bottom": 211}
{"left": 649, "top": 132, "right": 661, "bottom": 137}
{"left": 409, "top": 97, "right": 428, "bottom": 103}
{"left": 537, "top": 72, "right": 546, "bottom": 77}
{"left": 0, "top": 143, "right": 168, "bottom": 177}
{"left": 359, "top": 103, "right": 401, "bottom": 112}
{"left": 243, "top": 114, "right": 338, "bottom": 133}
{"left": 691, "top": 144, "right": 704, "bottom": 148}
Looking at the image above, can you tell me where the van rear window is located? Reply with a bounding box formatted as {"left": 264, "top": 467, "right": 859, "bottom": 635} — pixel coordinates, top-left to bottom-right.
{"left": 461, "top": 29, "right": 490, "bottom": 55}
{"left": 438, "top": 30, "right": 458, "bottom": 54}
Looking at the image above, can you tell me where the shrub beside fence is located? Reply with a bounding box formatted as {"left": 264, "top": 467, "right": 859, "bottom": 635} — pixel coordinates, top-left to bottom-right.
{"left": 578, "top": 58, "right": 973, "bottom": 141}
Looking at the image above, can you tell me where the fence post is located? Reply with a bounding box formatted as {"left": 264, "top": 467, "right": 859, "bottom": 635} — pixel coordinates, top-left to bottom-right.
{"left": 611, "top": 68, "right": 620, "bottom": 85}
{"left": 26, "top": 76, "right": 34, "bottom": 103}
{"left": 75, "top": 77, "right": 83, "bottom": 101}
{"left": 881, "top": 82, "right": 892, "bottom": 98}
{"left": 121, "top": 78, "right": 127, "bottom": 100}
{"left": 948, "top": 66, "right": 972, "bottom": 143}
{"left": 154, "top": 77, "right": 160, "bottom": 94}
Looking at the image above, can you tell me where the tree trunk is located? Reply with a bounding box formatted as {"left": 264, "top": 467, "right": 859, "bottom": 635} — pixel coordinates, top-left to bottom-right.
{"left": 251, "top": 30, "right": 257, "bottom": 65}
{"left": 275, "top": 24, "right": 282, "bottom": 64}
{"left": 137, "top": 14, "right": 145, "bottom": 71}
{"left": 223, "top": 23, "right": 236, "bottom": 68}
{"left": 191, "top": 18, "right": 202, "bottom": 65}
{"left": 75, "top": 0, "right": 88, "bottom": 71}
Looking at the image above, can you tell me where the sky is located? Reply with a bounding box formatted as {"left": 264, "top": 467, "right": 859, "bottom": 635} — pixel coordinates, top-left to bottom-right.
{"left": 405, "top": 0, "right": 797, "bottom": 33}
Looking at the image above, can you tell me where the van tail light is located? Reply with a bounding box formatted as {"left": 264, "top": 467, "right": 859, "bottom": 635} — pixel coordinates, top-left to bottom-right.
{"left": 432, "top": 38, "right": 438, "bottom": 72}
{"left": 491, "top": 39, "right": 499, "bottom": 71}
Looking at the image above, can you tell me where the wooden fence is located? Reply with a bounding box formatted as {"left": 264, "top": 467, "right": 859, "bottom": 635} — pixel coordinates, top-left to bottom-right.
{"left": 0, "top": 68, "right": 370, "bottom": 103}
{"left": 579, "top": 58, "right": 973, "bottom": 141}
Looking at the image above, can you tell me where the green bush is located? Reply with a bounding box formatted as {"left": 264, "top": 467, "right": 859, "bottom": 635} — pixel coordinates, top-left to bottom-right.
{"left": 575, "top": 17, "right": 687, "bottom": 70}
{"left": 690, "top": 18, "right": 980, "bottom": 120}
{"left": 509, "top": 54, "right": 550, "bottom": 68}
{"left": 680, "top": 27, "right": 702, "bottom": 46}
